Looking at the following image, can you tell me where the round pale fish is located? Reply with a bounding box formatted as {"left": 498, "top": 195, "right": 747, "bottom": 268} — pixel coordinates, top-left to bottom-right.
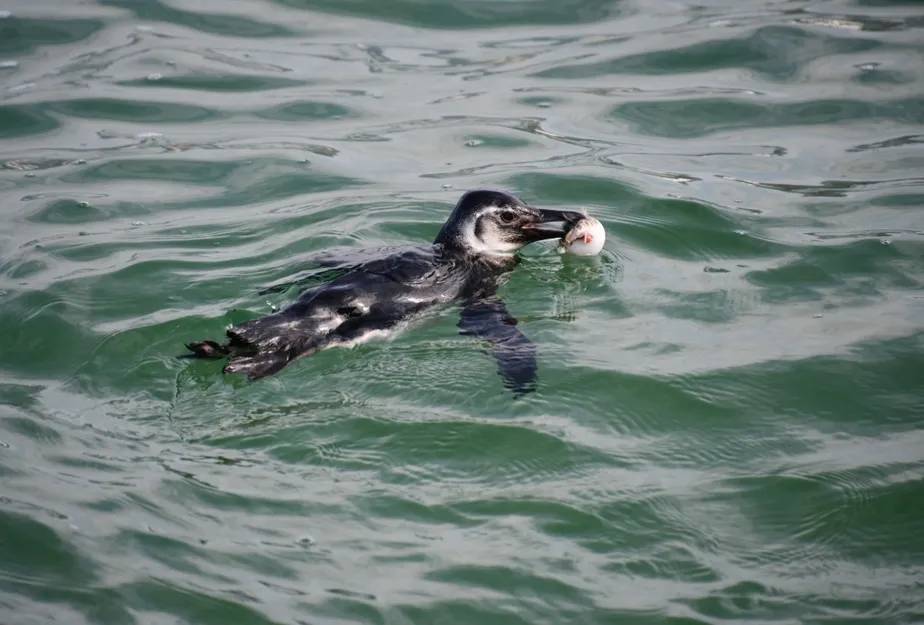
{"left": 561, "top": 216, "right": 605, "bottom": 256}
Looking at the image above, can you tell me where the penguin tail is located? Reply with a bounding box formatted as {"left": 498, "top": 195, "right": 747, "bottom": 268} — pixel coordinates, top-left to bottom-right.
{"left": 223, "top": 352, "right": 292, "bottom": 380}
{"left": 185, "top": 328, "right": 320, "bottom": 379}
{"left": 182, "top": 339, "right": 291, "bottom": 379}
{"left": 222, "top": 336, "right": 322, "bottom": 380}
{"left": 184, "top": 340, "right": 230, "bottom": 359}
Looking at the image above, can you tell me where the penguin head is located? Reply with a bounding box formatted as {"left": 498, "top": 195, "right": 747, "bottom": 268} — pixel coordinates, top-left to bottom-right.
{"left": 435, "top": 190, "right": 584, "bottom": 257}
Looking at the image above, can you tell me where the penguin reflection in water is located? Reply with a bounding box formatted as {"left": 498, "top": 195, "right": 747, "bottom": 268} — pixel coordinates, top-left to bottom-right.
{"left": 186, "top": 190, "right": 587, "bottom": 394}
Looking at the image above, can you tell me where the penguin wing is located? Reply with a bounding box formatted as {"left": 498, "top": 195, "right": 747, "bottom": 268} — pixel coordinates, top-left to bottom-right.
{"left": 458, "top": 297, "right": 537, "bottom": 395}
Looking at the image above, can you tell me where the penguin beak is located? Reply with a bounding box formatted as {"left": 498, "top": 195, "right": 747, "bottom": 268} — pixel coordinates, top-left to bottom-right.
{"left": 522, "top": 208, "right": 585, "bottom": 241}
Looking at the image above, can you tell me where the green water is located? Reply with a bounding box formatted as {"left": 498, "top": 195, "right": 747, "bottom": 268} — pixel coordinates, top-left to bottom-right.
{"left": 2, "top": 1, "right": 924, "bottom": 623}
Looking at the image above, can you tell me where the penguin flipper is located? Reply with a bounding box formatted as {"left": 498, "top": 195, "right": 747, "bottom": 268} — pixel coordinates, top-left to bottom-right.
{"left": 458, "top": 297, "right": 537, "bottom": 395}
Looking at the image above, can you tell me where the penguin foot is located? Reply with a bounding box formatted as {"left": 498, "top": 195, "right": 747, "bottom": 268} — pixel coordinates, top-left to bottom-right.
{"left": 185, "top": 340, "right": 229, "bottom": 359}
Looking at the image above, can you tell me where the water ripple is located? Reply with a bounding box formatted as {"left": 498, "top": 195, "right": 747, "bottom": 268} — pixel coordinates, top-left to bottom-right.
{"left": 3, "top": 1, "right": 924, "bottom": 624}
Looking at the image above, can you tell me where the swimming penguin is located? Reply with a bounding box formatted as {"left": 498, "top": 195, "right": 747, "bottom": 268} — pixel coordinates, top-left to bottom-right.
{"left": 185, "top": 190, "right": 584, "bottom": 393}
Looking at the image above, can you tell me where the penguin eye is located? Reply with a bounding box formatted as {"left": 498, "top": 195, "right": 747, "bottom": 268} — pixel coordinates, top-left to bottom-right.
{"left": 498, "top": 209, "right": 517, "bottom": 224}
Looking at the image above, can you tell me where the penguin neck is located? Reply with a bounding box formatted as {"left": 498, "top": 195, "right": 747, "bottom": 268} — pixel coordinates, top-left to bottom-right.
{"left": 435, "top": 215, "right": 521, "bottom": 261}
{"left": 434, "top": 236, "right": 518, "bottom": 266}
{"left": 431, "top": 238, "right": 518, "bottom": 274}
{"left": 433, "top": 214, "right": 465, "bottom": 249}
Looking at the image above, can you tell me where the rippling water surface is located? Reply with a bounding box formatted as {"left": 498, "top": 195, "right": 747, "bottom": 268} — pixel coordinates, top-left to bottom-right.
{"left": 2, "top": 1, "right": 924, "bottom": 623}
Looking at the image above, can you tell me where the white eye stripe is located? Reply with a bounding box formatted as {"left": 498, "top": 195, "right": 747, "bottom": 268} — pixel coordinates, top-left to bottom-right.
{"left": 460, "top": 207, "right": 519, "bottom": 256}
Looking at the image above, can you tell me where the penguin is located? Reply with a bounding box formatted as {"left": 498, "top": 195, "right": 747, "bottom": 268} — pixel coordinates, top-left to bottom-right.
{"left": 185, "top": 190, "right": 584, "bottom": 393}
